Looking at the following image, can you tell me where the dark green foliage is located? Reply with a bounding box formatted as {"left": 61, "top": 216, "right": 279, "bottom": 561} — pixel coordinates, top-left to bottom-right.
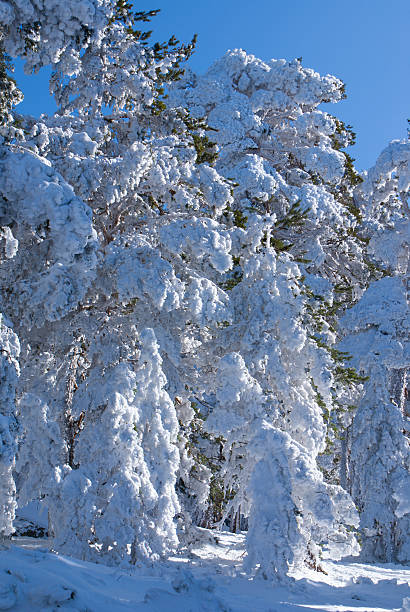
{"left": 334, "top": 281, "right": 353, "bottom": 295}
{"left": 273, "top": 200, "right": 310, "bottom": 230}
{"left": 342, "top": 151, "right": 363, "bottom": 189}
{"left": 331, "top": 117, "right": 363, "bottom": 190}
{"left": 334, "top": 366, "right": 368, "bottom": 387}
{"left": 247, "top": 199, "right": 310, "bottom": 254}
{"left": 263, "top": 235, "right": 293, "bottom": 253}
{"left": 363, "top": 257, "right": 391, "bottom": 280}
{"left": 302, "top": 272, "right": 367, "bottom": 463}
{"left": 308, "top": 171, "right": 322, "bottom": 186}
{"left": 337, "top": 181, "right": 363, "bottom": 222}
{"left": 146, "top": 193, "right": 165, "bottom": 215}
{"left": 219, "top": 269, "right": 243, "bottom": 292}
{"left": 327, "top": 117, "right": 364, "bottom": 223}
{"left": 192, "top": 132, "right": 218, "bottom": 165}
{"left": 261, "top": 200, "right": 309, "bottom": 251}
{"left": 174, "top": 110, "right": 218, "bottom": 165}
{"left": 223, "top": 206, "right": 248, "bottom": 229}
{"left": 331, "top": 118, "right": 357, "bottom": 150}
{"left": 19, "top": 21, "right": 41, "bottom": 55}
{"left": 107, "top": 3, "right": 197, "bottom": 116}
{"left": 111, "top": 2, "right": 160, "bottom": 27}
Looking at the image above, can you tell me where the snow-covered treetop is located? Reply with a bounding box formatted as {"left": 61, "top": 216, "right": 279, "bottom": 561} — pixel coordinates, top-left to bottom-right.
{"left": 0, "top": 0, "right": 113, "bottom": 74}
{"left": 1, "top": 0, "right": 196, "bottom": 119}
{"left": 168, "top": 48, "right": 347, "bottom": 178}
{"left": 169, "top": 49, "right": 366, "bottom": 294}
{"left": 170, "top": 48, "right": 344, "bottom": 119}
{"left": 362, "top": 140, "right": 410, "bottom": 213}
{"left": 356, "top": 139, "right": 410, "bottom": 273}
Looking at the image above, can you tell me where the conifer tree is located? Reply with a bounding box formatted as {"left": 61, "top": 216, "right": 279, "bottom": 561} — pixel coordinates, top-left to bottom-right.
{"left": 169, "top": 50, "right": 365, "bottom": 574}
{"left": 0, "top": 1, "right": 232, "bottom": 562}
{"left": 340, "top": 137, "right": 410, "bottom": 562}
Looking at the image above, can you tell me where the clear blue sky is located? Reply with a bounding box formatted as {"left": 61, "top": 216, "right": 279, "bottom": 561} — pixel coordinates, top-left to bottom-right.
{"left": 14, "top": 0, "right": 409, "bottom": 170}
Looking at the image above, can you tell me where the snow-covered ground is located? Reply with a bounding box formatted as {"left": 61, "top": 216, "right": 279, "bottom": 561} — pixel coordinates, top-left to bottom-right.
{"left": 1, "top": 531, "right": 409, "bottom": 611}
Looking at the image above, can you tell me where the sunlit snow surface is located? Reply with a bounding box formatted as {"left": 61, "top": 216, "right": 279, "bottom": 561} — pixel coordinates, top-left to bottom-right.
{"left": 1, "top": 531, "right": 409, "bottom": 611}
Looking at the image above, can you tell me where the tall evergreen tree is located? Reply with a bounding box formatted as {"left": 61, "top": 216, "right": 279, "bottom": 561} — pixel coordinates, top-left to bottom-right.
{"left": 340, "top": 137, "right": 410, "bottom": 562}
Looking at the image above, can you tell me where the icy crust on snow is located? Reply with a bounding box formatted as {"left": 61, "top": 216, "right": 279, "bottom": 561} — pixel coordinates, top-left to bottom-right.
{"left": 0, "top": 316, "right": 19, "bottom": 536}
{"left": 0, "top": 147, "right": 97, "bottom": 326}
{"left": 3, "top": 532, "right": 409, "bottom": 612}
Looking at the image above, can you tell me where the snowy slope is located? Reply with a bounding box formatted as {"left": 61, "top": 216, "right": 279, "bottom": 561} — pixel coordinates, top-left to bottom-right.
{"left": 1, "top": 531, "right": 409, "bottom": 611}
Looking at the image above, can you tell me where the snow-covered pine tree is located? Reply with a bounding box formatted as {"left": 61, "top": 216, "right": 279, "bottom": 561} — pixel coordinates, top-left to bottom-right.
{"left": 1, "top": 1, "right": 235, "bottom": 562}
{"left": 169, "top": 50, "right": 366, "bottom": 576}
{"left": 46, "top": 329, "right": 180, "bottom": 565}
{"left": 0, "top": 22, "right": 23, "bottom": 544}
{"left": 0, "top": 0, "right": 110, "bottom": 545}
{"left": 340, "top": 277, "right": 409, "bottom": 563}
{"left": 0, "top": 12, "right": 98, "bottom": 532}
{"left": 339, "top": 137, "right": 410, "bottom": 562}
{"left": 0, "top": 143, "right": 98, "bottom": 533}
